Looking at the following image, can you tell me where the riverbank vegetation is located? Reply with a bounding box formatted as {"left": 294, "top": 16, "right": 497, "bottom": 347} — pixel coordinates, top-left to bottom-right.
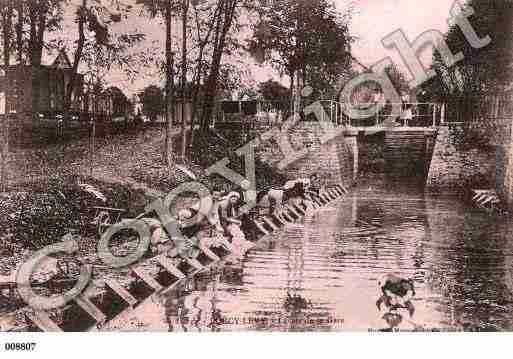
{"left": 1, "top": 124, "right": 285, "bottom": 254}
{"left": 423, "top": 0, "right": 513, "bottom": 149}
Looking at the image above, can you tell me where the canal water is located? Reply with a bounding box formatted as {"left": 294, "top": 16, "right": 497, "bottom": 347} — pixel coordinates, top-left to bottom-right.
{"left": 120, "top": 179, "right": 513, "bottom": 332}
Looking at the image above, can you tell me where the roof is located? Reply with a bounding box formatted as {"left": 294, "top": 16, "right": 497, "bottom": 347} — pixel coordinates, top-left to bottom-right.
{"left": 6, "top": 48, "right": 73, "bottom": 68}
{"left": 50, "top": 50, "right": 72, "bottom": 69}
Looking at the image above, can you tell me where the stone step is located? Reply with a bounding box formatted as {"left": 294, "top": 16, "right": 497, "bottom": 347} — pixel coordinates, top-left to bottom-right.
{"left": 272, "top": 214, "right": 287, "bottom": 226}
{"left": 262, "top": 216, "right": 280, "bottom": 231}
{"left": 186, "top": 258, "right": 205, "bottom": 272}
{"left": 334, "top": 186, "right": 345, "bottom": 196}
{"left": 254, "top": 220, "right": 271, "bottom": 236}
{"left": 326, "top": 191, "right": 337, "bottom": 200}
{"left": 285, "top": 205, "right": 301, "bottom": 219}
{"left": 26, "top": 311, "right": 62, "bottom": 332}
{"left": 292, "top": 204, "right": 307, "bottom": 216}
{"left": 318, "top": 195, "right": 329, "bottom": 205}
{"left": 199, "top": 246, "right": 221, "bottom": 262}
{"left": 156, "top": 256, "right": 186, "bottom": 280}
{"left": 104, "top": 280, "right": 138, "bottom": 308}
{"left": 131, "top": 267, "right": 163, "bottom": 292}
{"left": 218, "top": 238, "right": 237, "bottom": 254}
{"left": 74, "top": 296, "right": 107, "bottom": 325}
{"left": 280, "top": 210, "right": 295, "bottom": 222}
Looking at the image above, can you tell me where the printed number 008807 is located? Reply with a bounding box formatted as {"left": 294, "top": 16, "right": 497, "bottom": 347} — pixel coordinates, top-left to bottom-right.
{"left": 5, "top": 343, "right": 37, "bottom": 351}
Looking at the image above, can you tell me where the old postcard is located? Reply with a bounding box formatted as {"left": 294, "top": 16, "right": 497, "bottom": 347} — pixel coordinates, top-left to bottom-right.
{"left": 0, "top": 0, "right": 512, "bottom": 348}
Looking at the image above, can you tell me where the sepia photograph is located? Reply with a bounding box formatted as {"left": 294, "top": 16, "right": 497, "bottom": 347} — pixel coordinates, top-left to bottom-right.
{"left": 0, "top": 0, "right": 513, "bottom": 354}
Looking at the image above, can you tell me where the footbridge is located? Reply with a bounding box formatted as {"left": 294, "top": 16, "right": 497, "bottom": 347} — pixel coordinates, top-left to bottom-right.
{"left": 213, "top": 99, "right": 442, "bottom": 179}
{"left": 318, "top": 100, "right": 440, "bottom": 179}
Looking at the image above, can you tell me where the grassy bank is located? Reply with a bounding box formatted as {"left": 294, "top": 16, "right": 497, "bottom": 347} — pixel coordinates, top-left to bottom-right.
{"left": 1, "top": 124, "right": 285, "bottom": 262}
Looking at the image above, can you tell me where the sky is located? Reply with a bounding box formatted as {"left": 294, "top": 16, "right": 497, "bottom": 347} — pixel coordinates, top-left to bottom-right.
{"left": 57, "top": 0, "right": 457, "bottom": 96}
{"left": 249, "top": 0, "right": 456, "bottom": 93}
{"left": 346, "top": 0, "right": 455, "bottom": 66}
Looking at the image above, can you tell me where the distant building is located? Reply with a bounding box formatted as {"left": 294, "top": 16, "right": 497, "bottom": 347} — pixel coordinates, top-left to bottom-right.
{"left": 0, "top": 49, "right": 84, "bottom": 119}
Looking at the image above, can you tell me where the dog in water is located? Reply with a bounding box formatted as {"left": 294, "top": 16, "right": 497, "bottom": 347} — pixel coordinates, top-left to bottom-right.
{"left": 376, "top": 274, "right": 416, "bottom": 317}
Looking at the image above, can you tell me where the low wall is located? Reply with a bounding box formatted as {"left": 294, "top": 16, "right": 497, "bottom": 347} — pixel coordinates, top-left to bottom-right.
{"left": 505, "top": 144, "right": 513, "bottom": 207}
{"left": 256, "top": 122, "right": 356, "bottom": 188}
{"left": 426, "top": 124, "right": 497, "bottom": 192}
{"left": 496, "top": 119, "right": 513, "bottom": 208}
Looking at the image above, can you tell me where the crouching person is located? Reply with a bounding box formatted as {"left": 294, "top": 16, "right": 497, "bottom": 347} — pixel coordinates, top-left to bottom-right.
{"left": 172, "top": 209, "right": 203, "bottom": 260}
{"left": 206, "top": 188, "right": 227, "bottom": 239}
{"left": 284, "top": 178, "right": 311, "bottom": 213}
{"left": 139, "top": 214, "right": 199, "bottom": 264}
{"left": 305, "top": 173, "right": 327, "bottom": 208}
{"left": 220, "top": 192, "right": 253, "bottom": 257}
{"left": 139, "top": 216, "right": 173, "bottom": 257}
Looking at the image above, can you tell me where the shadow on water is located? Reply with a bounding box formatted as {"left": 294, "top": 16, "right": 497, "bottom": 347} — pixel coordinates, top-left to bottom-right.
{"left": 157, "top": 177, "right": 513, "bottom": 332}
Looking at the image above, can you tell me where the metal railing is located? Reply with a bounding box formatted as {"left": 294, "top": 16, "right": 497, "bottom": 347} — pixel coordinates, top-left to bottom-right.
{"left": 318, "top": 100, "right": 443, "bottom": 128}
{"left": 211, "top": 100, "right": 444, "bottom": 129}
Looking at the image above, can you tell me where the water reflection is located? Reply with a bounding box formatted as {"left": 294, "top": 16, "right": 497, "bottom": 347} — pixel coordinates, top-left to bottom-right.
{"left": 152, "top": 180, "right": 513, "bottom": 332}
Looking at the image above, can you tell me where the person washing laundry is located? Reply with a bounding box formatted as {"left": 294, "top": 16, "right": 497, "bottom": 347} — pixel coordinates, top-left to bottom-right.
{"left": 137, "top": 209, "right": 201, "bottom": 261}
{"left": 305, "top": 173, "right": 327, "bottom": 207}
{"left": 219, "top": 192, "right": 253, "bottom": 256}
{"left": 283, "top": 178, "right": 310, "bottom": 210}
{"left": 173, "top": 209, "right": 202, "bottom": 260}
{"left": 207, "top": 188, "right": 226, "bottom": 237}
{"left": 139, "top": 216, "right": 172, "bottom": 256}
{"left": 200, "top": 187, "right": 232, "bottom": 250}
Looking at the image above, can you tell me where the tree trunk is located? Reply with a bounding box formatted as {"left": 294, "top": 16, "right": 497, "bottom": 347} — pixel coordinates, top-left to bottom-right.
{"left": 189, "top": 46, "right": 205, "bottom": 147}
{"left": 199, "top": 0, "right": 237, "bottom": 132}
{"left": 14, "top": 2, "right": 22, "bottom": 147}
{"left": 190, "top": 2, "right": 222, "bottom": 146}
{"left": 15, "top": 2, "right": 23, "bottom": 64}
{"left": 289, "top": 69, "right": 295, "bottom": 115}
{"left": 63, "top": 0, "right": 87, "bottom": 133}
{"left": 180, "top": 0, "right": 189, "bottom": 162}
{"left": 165, "top": 0, "right": 175, "bottom": 168}
{"left": 29, "top": 1, "right": 47, "bottom": 112}
{"left": 189, "top": 1, "right": 220, "bottom": 147}
{"left": 1, "top": 2, "right": 13, "bottom": 192}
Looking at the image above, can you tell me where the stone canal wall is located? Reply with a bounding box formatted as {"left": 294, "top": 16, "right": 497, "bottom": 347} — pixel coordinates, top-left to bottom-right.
{"left": 497, "top": 118, "right": 513, "bottom": 208}
{"left": 256, "top": 122, "right": 356, "bottom": 187}
{"left": 384, "top": 129, "right": 437, "bottom": 178}
{"left": 426, "top": 124, "right": 497, "bottom": 192}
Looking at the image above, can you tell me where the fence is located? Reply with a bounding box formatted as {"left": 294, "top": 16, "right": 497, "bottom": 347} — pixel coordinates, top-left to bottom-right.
{"left": 317, "top": 100, "right": 442, "bottom": 128}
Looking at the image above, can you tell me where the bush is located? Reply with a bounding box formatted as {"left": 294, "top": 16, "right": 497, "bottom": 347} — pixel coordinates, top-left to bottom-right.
{"left": 0, "top": 176, "right": 145, "bottom": 249}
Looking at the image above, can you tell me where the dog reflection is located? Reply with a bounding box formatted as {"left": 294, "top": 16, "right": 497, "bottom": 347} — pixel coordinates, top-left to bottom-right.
{"left": 376, "top": 275, "right": 416, "bottom": 331}
{"left": 284, "top": 292, "right": 312, "bottom": 313}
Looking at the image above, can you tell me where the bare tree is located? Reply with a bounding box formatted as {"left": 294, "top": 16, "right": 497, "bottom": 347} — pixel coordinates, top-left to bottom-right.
{"left": 165, "top": 0, "right": 175, "bottom": 167}
{"left": 0, "top": 0, "right": 13, "bottom": 192}
{"left": 198, "top": 0, "right": 238, "bottom": 131}
{"left": 188, "top": 0, "right": 220, "bottom": 146}
{"left": 138, "top": 0, "right": 180, "bottom": 167}
{"left": 180, "top": 0, "right": 189, "bottom": 162}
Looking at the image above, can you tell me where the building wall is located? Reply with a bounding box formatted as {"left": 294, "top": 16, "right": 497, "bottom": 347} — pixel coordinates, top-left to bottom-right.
{"left": 5, "top": 67, "right": 33, "bottom": 114}
{"left": 4, "top": 66, "right": 83, "bottom": 116}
